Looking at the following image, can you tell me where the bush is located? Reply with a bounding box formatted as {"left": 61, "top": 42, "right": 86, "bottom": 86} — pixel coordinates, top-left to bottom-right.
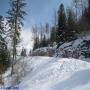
{"left": 0, "top": 43, "right": 10, "bottom": 74}
{"left": 80, "top": 40, "right": 90, "bottom": 58}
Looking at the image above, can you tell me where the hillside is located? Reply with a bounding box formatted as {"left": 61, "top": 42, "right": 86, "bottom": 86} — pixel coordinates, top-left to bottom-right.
{"left": 18, "top": 57, "right": 90, "bottom": 90}
{"left": 31, "top": 36, "right": 90, "bottom": 60}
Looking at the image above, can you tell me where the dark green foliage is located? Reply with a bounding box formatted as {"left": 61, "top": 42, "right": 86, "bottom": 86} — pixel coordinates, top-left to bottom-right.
{"left": 50, "top": 5, "right": 77, "bottom": 46}
{"left": 50, "top": 27, "right": 56, "bottom": 42}
{"left": 33, "top": 24, "right": 50, "bottom": 50}
{"left": 56, "top": 3, "right": 66, "bottom": 43}
{"left": 33, "top": 34, "right": 49, "bottom": 50}
{"left": 67, "top": 9, "right": 76, "bottom": 30}
{"left": 77, "top": 0, "right": 90, "bottom": 33}
{"left": 86, "top": 0, "right": 90, "bottom": 25}
{"left": 56, "top": 4, "right": 77, "bottom": 44}
{"left": 33, "top": 37, "right": 40, "bottom": 50}
{"left": 66, "top": 8, "right": 77, "bottom": 42}
{"left": 57, "top": 4, "right": 66, "bottom": 29}
{"left": 45, "top": 23, "right": 49, "bottom": 34}
{"left": 0, "top": 45, "right": 10, "bottom": 74}
{"left": 21, "top": 48, "right": 27, "bottom": 57}
{"left": 0, "top": 16, "right": 10, "bottom": 74}
{"left": 42, "top": 35, "right": 47, "bottom": 47}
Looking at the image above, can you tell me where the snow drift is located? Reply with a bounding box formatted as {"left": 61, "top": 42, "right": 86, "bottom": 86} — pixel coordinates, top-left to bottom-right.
{"left": 19, "top": 57, "right": 90, "bottom": 90}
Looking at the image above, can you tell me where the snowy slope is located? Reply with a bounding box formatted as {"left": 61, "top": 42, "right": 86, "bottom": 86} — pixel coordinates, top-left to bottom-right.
{"left": 31, "top": 35, "right": 90, "bottom": 59}
{"left": 19, "top": 57, "right": 90, "bottom": 90}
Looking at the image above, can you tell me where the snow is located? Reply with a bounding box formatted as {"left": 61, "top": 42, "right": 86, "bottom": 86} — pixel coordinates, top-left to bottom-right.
{"left": 4, "top": 35, "right": 89, "bottom": 89}
{"left": 31, "top": 47, "right": 55, "bottom": 56}
{"left": 1, "top": 35, "right": 90, "bottom": 89}
{"left": 31, "top": 35, "right": 90, "bottom": 59}
{"left": 18, "top": 30, "right": 34, "bottom": 55}
{"left": 53, "top": 69, "right": 90, "bottom": 90}
{"left": 18, "top": 56, "right": 90, "bottom": 90}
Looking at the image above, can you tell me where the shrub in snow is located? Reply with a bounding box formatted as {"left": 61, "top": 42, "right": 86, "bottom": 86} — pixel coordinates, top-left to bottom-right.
{"left": 80, "top": 40, "right": 90, "bottom": 58}
{"left": 31, "top": 47, "right": 55, "bottom": 57}
{"left": 0, "top": 16, "right": 10, "bottom": 74}
{"left": 56, "top": 47, "right": 81, "bottom": 59}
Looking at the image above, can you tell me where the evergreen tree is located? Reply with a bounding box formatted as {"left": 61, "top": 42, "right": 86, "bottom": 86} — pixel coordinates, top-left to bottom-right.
{"left": 7, "top": 0, "right": 27, "bottom": 75}
{"left": 56, "top": 3, "right": 66, "bottom": 44}
{"left": 32, "top": 25, "right": 40, "bottom": 50}
{"left": 42, "top": 35, "right": 47, "bottom": 47}
{"left": 66, "top": 8, "right": 77, "bottom": 41}
{"left": 21, "top": 48, "right": 27, "bottom": 57}
{"left": 40, "top": 24, "right": 43, "bottom": 47}
{"left": 33, "top": 37, "right": 39, "bottom": 50}
{"left": 0, "top": 16, "right": 10, "bottom": 74}
{"left": 57, "top": 4, "right": 66, "bottom": 29}
{"left": 50, "top": 26, "right": 56, "bottom": 42}
{"left": 78, "top": 0, "right": 90, "bottom": 33}
{"left": 67, "top": 9, "right": 76, "bottom": 30}
{"left": 45, "top": 23, "right": 49, "bottom": 34}
{"left": 86, "top": 0, "right": 90, "bottom": 25}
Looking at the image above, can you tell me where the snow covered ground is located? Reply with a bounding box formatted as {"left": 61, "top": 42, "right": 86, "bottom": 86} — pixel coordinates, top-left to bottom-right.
{"left": 31, "top": 35, "right": 90, "bottom": 59}
{"left": 18, "top": 56, "right": 90, "bottom": 90}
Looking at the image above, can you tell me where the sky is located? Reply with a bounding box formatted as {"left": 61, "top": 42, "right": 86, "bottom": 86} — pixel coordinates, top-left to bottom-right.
{"left": 0, "top": 0, "right": 72, "bottom": 28}
{"left": 0, "top": 0, "right": 72, "bottom": 50}
{"left": 25, "top": 0, "right": 72, "bottom": 27}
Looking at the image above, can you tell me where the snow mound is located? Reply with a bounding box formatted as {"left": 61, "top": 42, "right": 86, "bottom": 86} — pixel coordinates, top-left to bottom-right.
{"left": 31, "top": 47, "right": 55, "bottom": 56}
{"left": 19, "top": 57, "right": 90, "bottom": 90}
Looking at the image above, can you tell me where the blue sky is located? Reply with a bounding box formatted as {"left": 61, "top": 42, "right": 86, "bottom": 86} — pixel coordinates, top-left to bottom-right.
{"left": 0, "top": 0, "right": 72, "bottom": 29}
{"left": 0, "top": 0, "right": 72, "bottom": 49}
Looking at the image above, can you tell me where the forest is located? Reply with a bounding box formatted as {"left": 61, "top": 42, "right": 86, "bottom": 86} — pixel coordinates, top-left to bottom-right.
{"left": 0, "top": 0, "right": 90, "bottom": 90}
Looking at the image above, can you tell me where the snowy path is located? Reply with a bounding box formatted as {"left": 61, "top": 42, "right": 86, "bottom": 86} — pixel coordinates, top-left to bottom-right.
{"left": 19, "top": 56, "right": 90, "bottom": 90}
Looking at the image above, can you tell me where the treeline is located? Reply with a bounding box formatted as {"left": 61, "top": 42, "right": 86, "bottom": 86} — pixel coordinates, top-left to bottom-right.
{"left": 33, "top": 0, "right": 90, "bottom": 50}
{"left": 32, "top": 24, "right": 51, "bottom": 50}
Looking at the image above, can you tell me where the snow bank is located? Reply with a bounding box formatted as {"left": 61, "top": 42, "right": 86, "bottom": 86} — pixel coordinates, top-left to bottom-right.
{"left": 31, "top": 35, "right": 90, "bottom": 59}
{"left": 31, "top": 47, "right": 55, "bottom": 56}
{"left": 19, "top": 56, "right": 90, "bottom": 90}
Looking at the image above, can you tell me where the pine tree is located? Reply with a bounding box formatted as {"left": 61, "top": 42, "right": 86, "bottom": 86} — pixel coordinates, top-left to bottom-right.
{"left": 40, "top": 24, "right": 43, "bottom": 47}
{"left": 32, "top": 25, "right": 40, "bottom": 50}
{"left": 57, "top": 4, "right": 66, "bottom": 29}
{"left": 79, "top": 0, "right": 90, "bottom": 33}
{"left": 42, "top": 35, "right": 47, "bottom": 47}
{"left": 0, "top": 16, "right": 10, "bottom": 74}
{"left": 87, "top": 0, "right": 90, "bottom": 25}
{"left": 66, "top": 8, "right": 77, "bottom": 42}
{"left": 7, "top": 0, "right": 27, "bottom": 75}
{"left": 33, "top": 36, "right": 39, "bottom": 50}
{"left": 45, "top": 23, "right": 49, "bottom": 34}
{"left": 67, "top": 9, "right": 76, "bottom": 30}
{"left": 56, "top": 3, "right": 66, "bottom": 44}
{"left": 50, "top": 26, "right": 56, "bottom": 42}
{"left": 21, "top": 48, "right": 27, "bottom": 57}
